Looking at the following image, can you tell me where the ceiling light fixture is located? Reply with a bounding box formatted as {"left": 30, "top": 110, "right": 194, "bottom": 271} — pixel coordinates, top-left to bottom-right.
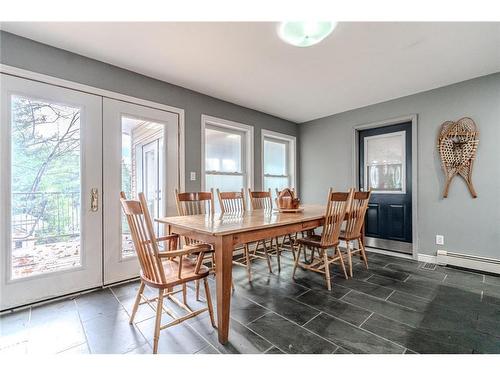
{"left": 278, "top": 21, "right": 337, "bottom": 47}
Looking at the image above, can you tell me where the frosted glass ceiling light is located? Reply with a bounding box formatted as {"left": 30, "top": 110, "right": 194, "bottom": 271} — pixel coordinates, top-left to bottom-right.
{"left": 278, "top": 21, "right": 337, "bottom": 47}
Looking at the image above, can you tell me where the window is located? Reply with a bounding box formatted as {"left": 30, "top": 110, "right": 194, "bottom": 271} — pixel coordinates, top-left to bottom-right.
{"left": 202, "top": 115, "right": 253, "bottom": 196}
{"left": 363, "top": 131, "right": 406, "bottom": 193}
{"left": 262, "top": 130, "right": 296, "bottom": 198}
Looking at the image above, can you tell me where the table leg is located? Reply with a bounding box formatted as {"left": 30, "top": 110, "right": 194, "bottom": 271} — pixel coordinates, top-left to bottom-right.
{"left": 215, "top": 234, "right": 233, "bottom": 344}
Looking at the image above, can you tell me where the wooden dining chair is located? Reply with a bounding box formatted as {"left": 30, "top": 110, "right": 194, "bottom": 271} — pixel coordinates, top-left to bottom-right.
{"left": 217, "top": 188, "right": 260, "bottom": 282}
{"left": 175, "top": 189, "right": 215, "bottom": 222}
{"left": 340, "top": 189, "right": 372, "bottom": 277}
{"left": 292, "top": 188, "right": 353, "bottom": 291}
{"left": 248, "top": 188, "right": 281, "bottom": 272}
{"left": 120, "top": 192, "right": 216, "bottom": 354}
{"left": 174, "top": 188, "right": 217, "bottom": 299}
{"left": 218, "top": 188, "right": 247, "bottom": 214}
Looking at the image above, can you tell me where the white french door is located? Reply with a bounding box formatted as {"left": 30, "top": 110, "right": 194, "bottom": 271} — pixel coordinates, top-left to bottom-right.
{"left": 0, "top": 75, "right": 103, "bottom": 310}
{"left": 103, "top": 98, "right": 180, "bottom": 284}
{"left": 0, "top": 74, "right": 182, "bottom": 309}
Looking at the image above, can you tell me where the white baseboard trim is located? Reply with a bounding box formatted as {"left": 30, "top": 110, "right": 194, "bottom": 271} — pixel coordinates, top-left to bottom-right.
{"left": 364, "top": 247, "right": 414, "bottom": 260}
{"left": 417, "top": 254, "right": 437, "bottom": 264}
{"left": 436, "top": 250, "right": 500, "bottom": 275}
{"left": 336, "top": 242, "right": 499, "bottom": 275}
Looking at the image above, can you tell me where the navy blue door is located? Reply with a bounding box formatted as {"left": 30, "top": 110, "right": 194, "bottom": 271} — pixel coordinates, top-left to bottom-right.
{"left": 359, "top": 122, "right": 412, "bottom": 244}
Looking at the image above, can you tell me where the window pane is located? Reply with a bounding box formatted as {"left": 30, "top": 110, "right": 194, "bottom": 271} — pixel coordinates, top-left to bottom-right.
{"left": 11, "top": 95, "right": 82, "bottom": 279}
{"left": 121, "top": 116, "right": 164, "bottom": 258}
{"left": 206, "top": 174, "right": 244, "bottom": 193}
{"left": 264, "top": 176, "right": 290, "bottom": 198}
{"left": 205, "top": 127, "right": 242, "bottom": 173}
{"left": 365, "top": 133, "right": 404, "bottom": 192}
{"left": 206, "top": 174, "right": 244, "bottom": 212}
{"left": 264, "top": 139, "right": 286, "bottom": 175}
{"left": 367, "top": 164, "right": 403, "bottom": 191}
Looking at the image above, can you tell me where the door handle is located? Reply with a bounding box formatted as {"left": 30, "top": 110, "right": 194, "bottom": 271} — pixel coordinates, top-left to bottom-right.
{"left": 90, "top": 188, "right": 99, "bottom": 212}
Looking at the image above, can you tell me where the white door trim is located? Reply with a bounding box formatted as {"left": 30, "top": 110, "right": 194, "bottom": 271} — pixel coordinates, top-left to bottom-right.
{"left": 0, "top": 64, "right": 185, "bottom": 191}
{"left": 352, "top": 114, "right": 419, "bottom": 260}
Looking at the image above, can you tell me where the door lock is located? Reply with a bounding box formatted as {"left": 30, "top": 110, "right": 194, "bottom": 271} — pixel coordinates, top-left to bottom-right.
{"left": 90, "top": 188, "right": 99, "bottom": 212}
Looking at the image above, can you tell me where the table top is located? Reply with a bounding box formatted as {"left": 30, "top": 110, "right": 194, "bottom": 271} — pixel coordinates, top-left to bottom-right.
{"left": 156, "top": 204, "right": 326, "bottom": 236}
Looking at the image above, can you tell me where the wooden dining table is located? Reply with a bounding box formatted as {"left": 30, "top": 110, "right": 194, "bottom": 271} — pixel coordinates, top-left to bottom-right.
{"left": 156, "top": 204, "right": 333, "bottom": 344}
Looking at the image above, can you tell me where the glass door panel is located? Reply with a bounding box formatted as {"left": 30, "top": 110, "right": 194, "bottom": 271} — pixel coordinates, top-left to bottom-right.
{"left": 363, "top": 131, "right": 406, "bottom": 193}
{"left": 103, "top": 98, "right": 179, "bottom": 284}
{"left": 1, "top": 74, "right": 102, "bottom": 310}
{"left": 10, "top": 95, "right": 82, "bottom": 279}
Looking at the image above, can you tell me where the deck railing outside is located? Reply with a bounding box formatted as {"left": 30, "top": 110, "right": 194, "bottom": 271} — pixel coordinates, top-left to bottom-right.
{"left": 11, "top": 191, "right": 81, "bottom": 244}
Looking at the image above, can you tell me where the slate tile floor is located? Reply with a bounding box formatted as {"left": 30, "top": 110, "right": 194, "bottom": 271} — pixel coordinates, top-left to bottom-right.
{"left": 1, "top": 250, "right": 500, "bottom": 354}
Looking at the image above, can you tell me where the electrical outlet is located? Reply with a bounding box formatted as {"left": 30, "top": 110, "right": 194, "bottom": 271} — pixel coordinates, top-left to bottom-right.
{"left": 190, "top": 172, "right": 196, "bottom": 181}
{"left": 436, "top": 235, "right": 444, "bottom": 245}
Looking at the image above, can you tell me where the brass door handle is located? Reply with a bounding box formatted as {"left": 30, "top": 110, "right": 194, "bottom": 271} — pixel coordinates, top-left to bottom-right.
{"left": 90, "top": 188, "right": 99, "bottom": 212}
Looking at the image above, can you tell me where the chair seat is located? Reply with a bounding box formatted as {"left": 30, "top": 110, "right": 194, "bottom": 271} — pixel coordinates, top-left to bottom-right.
{"left": 142, "top": 257, "right": 210, "bottom": 289}
{"left": 188, "top": 242, "right": 214, "bottom": 253}
{"left": 296, "top": 234, "right": 339, "bottom": 249}
{"left": 339, "top": 231, "right": 362, "bottom": 241}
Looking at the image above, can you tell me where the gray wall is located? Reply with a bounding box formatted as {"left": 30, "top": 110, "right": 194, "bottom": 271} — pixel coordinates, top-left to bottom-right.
{"left": 299, "top": 73, "right": 500, "bottom": 258}
{"left": 0, "top": 31, "right": 298, "bottom": 191}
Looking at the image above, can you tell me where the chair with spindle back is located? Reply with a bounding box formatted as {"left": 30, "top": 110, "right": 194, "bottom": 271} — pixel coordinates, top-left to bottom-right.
{"left": 218, "top": 188, "right": 247, "bottom": 215}
{"left": 340, "top": 189, "right": 372, "bottom": 277}
{"left": 175, "top": 189, "right": 215, "bottom": 221}
{"left": 248, "top": 188, "right": 281, "bottom": 272}
{"left": 217, "top": 188, "right": 260, "bottom": 282}
{"left": 174, "top": 188, "right": 217, "bottom": 299}
{"left": 120, "top": 192, "right": 216, "bottom": 354}
{"left": 292, "top": 188, "right": 353, "bottom": 290}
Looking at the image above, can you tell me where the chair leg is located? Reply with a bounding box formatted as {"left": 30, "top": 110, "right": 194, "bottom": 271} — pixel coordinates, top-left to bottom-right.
{"left": 289, "top": 234, "right": 297, "bottom": 261}
{"left": 336, "top": 246, "right": 349, "bottom": 279}
{"left": 153, "top": 289, "right": 164, "bottom": 354}
{"left": 182, "top": 283, "right": 187, "bottom": 305}
{"left": 346, "top": 240, "right": 353, "bottom": 278}
{"left": 244, "top": 243, "right": 252, "bottom": 282}
{"left": 323, "top": 249, "right": 332, "bottom": 291}
{"left": 263, "top": 240, "right": 273, "bottom": 273}
{"left": 303, "top": 244, "right": 309, "bottom": 263}
{"left": 292, "top": 243, "right": 302, "bottom": 278}
{"left": 253, "top": 240, "right": 260, "bottom": 256}
{"left": 204, "top": 278, "right": 217, "bottom": 329}
{"left": 275, "top": 237, "right": 281, "bottom": 273}
{"left": 211, "top": 252, "right": 216, "bottom": 272}
{"left": 129, "top": 281, "right": 145, "bottom": 324}
{"left": 195, "top": 279, "right": 200, "bottom": 301}
{"left": 358, "top": 238, "right": 369, "bottom": 269}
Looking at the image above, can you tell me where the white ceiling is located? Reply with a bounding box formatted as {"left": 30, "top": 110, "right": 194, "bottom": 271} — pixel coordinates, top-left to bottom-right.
{"left": 2, "top": 22, "right": 499, "bottom": 123}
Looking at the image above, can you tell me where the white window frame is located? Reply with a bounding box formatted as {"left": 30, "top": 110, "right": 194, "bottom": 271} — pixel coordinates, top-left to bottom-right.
{"left": 363, "top": 130, "right": 406, "bottom": 194}
{"left": 261, "top": 129, "right": 297, "bottom": 194}
{"left": 201, "top": 114, "right": 254, "bottom": 191}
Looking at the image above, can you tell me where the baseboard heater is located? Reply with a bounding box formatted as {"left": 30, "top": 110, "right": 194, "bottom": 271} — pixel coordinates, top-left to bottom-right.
{"left": 436, "top": 250, "right": 500, "bottom": 275}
